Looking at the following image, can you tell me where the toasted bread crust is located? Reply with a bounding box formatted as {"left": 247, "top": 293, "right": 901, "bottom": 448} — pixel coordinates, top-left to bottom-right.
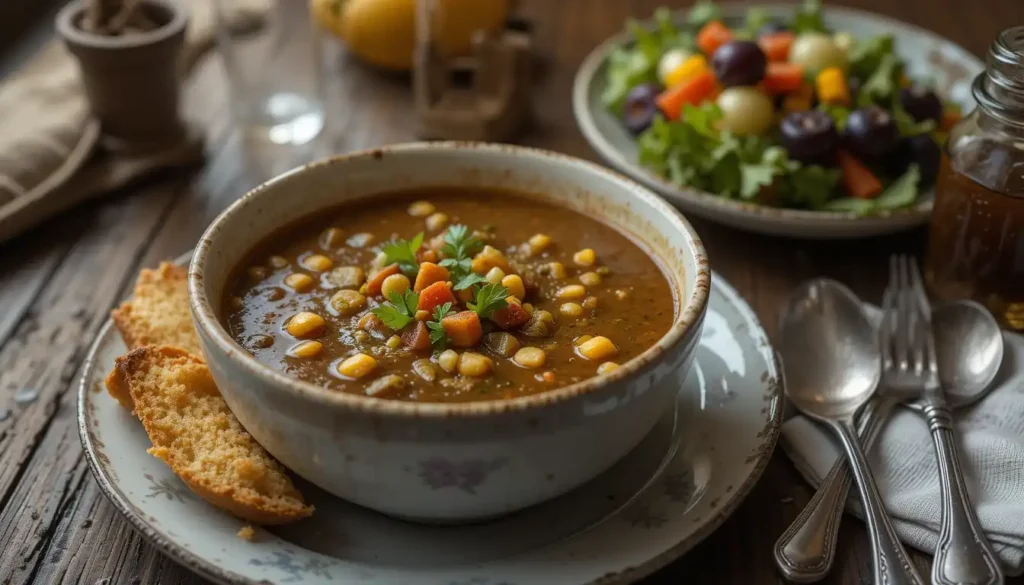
{"left": 106, "top": 345, "right": 313, "bottom": 525}
{"left": 111, "top": 262, "right": 202, "bottom": 356}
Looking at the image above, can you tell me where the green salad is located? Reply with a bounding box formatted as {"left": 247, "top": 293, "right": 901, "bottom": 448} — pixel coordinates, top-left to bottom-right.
{"left": 603, "top": 0, "right": 959, "bottom": 214}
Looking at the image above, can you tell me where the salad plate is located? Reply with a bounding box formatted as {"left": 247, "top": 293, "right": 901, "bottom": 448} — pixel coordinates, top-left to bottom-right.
{"left": 79, "top": 261, "right": 782, "bottom": 585}
{"left": 573, "top": 2, "right": 984, "bottom": 238}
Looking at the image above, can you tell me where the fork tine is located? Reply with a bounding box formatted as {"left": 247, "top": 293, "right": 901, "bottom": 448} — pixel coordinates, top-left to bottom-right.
{"left": 879, "top": 284, "right": 895, "bottom": 373}
{"left": 907, "top": 258, "right": 939, "bottom": 375}
{"left": 893, "top": 255, "right": 910, "bottom": 373}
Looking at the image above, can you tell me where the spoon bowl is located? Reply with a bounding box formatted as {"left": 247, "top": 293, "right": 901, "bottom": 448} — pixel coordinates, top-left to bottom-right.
{"left": 933, "top": 300, "right": 1004, "bottom": 407}
{"left": 779, "top": 279, "right": 881, "bottom": 421}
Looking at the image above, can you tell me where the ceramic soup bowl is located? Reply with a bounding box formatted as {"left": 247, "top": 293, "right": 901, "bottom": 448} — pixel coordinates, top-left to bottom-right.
{"left": 189, "top": 142, "right": 710, "bottom": 522}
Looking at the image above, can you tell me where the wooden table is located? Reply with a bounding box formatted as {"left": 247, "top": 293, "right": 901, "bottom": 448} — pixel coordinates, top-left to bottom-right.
{"left": 1, "top": 0, "right": 1020, "bottom": 583}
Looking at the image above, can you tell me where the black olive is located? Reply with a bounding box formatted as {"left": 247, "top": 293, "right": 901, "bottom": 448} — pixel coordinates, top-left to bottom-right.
{"left": 844, "top": 106, "right": 899, "bottom": 160}
{"left": 711, "top": 41, "right": 768, "bottom": 87}
{"left": 780, "top": 111, "right": 839, "bottom": 165}
{"left": 622, "top": 83, "right": 661, "bottom": 135}
{"left": 898, "top": 86, "right": 943, "bottom": 124}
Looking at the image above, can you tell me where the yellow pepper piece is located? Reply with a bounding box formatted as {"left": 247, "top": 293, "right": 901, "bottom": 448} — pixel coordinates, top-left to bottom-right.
{"left": 815, "top": 67, "right": 850, "bottom": 106}
{"left": 665, "top": 55, "right": 709, "bottom": 88}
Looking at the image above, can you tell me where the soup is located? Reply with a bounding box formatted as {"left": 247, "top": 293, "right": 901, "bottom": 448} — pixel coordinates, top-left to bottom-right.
{"left": 223, "top": 188, "right": 675, "bottom": 402}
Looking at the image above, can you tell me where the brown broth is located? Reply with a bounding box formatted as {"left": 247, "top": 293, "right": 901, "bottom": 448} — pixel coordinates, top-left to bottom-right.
{"left": 222, "top": 188, "right": 675, "bottom": 402}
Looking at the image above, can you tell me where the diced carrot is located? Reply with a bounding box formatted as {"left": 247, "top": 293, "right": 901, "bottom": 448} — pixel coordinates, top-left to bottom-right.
{"left": 490, "top": 297, "right": 531, "bottom": 330}
{"left": 696, "top": 20, "right": 733, "bottom": 57}
{"left": 417, "top": 281, "right": 457, "bottom": 313}
{"left": 837, "top": 150, "right": 883, "bottom": 199}
{"left": 763, "top": 62, "right": 805, "bottom": 94}
{"left": 417, "top": 248, "right": 439, "bottom": 264}
{"left": 758, "top": 31, "right": 795, "bottom": 62}
{"left": 656, "top": 71, "right": 718, "bottom": 120}
{"left": 782, "top": 82, "right": 814, "bottom": 112}
{"left": 940, "top": 109, "right": 961, "bottom": 132}
{"left": 413, "top": 261, "right": 450, "bottom": 293}
{"left": 401, "top": 321, "right": 431, "bottom": 351}
{"left": 442, "top": 311, "right": 484, "bottom": 348}
{"left": 365, "top": 263, "right": 401, "bottom": 297}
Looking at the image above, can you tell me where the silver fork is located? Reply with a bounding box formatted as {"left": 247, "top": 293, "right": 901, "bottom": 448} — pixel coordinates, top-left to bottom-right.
{"left": 881, "top": 255, "right": 1003, "bottom": 585}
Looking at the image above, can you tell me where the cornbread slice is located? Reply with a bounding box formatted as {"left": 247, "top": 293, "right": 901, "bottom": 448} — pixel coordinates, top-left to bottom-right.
{"left": 111, "top": 262, "right": 202, "bottom": 356}
{"left": 105, "top": 345, "right": 314, "bottom": 525}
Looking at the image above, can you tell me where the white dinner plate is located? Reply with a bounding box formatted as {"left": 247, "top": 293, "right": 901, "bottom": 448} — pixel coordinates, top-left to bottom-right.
{"left": 572, "top": 4, "right": 984, "bottom": 239}
{"left": 79, "top": 268, "right": 782, "bottom": 585}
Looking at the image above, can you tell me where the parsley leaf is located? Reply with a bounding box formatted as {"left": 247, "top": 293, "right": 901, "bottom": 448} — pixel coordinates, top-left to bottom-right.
{"left": 467, "top": 283, "right": 509, "bottom": 318}
{"left": 687, "top": 0, "right": 721, "bottom": 28}
{"left": 381, "top": 232, "right": 424, "bottom": 276}
{"left": 441, "top": 225, "right": 483, "bottom": 262}
{"left": 370, "top": 290, "right": 420, "bottom": 331}
{"left": 847, "top": 35, "right": 895, "bottom": 82}
{"left": 873, "top": 164, "right": 921, "bottom": 210}
{"left": 453, "top": 272, "right": 487, "bottom": 291}
{"left": 426, "top": 302, "right": 454, "bottom": 349}
{"left": 792, "top": 0, "right": 829, "bottom": 34}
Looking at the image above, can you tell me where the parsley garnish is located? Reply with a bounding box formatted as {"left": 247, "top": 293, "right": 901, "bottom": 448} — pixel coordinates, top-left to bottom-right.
{"left": 426, "top": 302, "right": 454, "bottom": 349}
{"left": 370, "top": 290, "right": 420, "bottom": 330}
{"left": 381, "top": 232, "right": 424, "bottom": 277}
{"left": 453, "top": 272, "right": 487, "bottom": 291}
{"left": 468, "top": 283, "right": 509, "bottom": 318}
{"left": 439, "top": 225, "right": 483, "bottom": 281}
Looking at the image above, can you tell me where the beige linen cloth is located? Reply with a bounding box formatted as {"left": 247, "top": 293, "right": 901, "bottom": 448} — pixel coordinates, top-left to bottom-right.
{"left": 0, "top": 0, "right": 268, "bottom": 244}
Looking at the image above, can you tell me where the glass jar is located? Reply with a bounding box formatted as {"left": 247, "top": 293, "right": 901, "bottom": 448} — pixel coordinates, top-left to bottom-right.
{"left": 925, "top": 26, "right": 1024, "bottom": 330}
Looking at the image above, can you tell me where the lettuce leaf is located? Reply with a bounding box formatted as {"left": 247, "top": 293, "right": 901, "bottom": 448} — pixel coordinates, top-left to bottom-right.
{"left": 602, "top": 10, "right": 692, "bottom": 112}
{"left": 792, "top": 0, "right": 829, "bottom": 34}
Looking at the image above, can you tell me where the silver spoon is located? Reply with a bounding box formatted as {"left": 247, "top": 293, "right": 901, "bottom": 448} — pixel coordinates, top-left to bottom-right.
{"left": 779, "top": 279, "right": 925, "bottom": 585}
{"left": 774, "top": 300, "right": 1004, "bottom": 582}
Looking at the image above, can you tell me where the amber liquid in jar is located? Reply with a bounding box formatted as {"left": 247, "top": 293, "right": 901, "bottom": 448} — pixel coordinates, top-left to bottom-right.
{"left": 926, "top": 155, "right": 1024, "bottom": 329}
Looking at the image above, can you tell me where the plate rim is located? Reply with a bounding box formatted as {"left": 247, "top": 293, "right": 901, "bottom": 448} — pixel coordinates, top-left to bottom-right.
{"left": 77, "top": 262, "right": 782, "bottom": 585}
{"left": 572, "top": 3, "right": 986, "bottom": 238}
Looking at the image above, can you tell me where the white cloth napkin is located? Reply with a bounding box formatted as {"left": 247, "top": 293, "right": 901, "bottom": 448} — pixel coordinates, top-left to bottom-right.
{"left": 780, "top": 315, "right": 1024, "bottom": 576}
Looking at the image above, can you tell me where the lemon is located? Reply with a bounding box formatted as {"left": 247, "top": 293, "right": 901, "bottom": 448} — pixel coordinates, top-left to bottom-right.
{"left": 311, "top": 0, "right": 510, "bottom": 72}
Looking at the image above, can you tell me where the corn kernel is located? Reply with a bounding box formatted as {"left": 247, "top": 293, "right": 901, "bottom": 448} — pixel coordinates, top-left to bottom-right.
{"left": 380, "top": 273, "right": 411, "bottom": 299}
{"left": 286, "top": 311, "right": 325, "bottom": 338}
{"left": 582, "top": 296, "right": 599, "bottom": 310}
{"left": 268, "top": 255, "right": 289, "bottom": 269}
{"left": 578, "top": 336, "right": 618, "bottom": 361}
{"left": 574, "top": 334, "right": 593, "bottom": 346}
{"left": 385, "top": 335, "right": 402, "bottom": 349}
{"left": 579, "top": 271, "right": 602, "bottom": 286}
{"left": 353, "top": 330, "right": 370, "bottom": 343}
{"left": 425, "top": 212, "right": 449, "bottom": 232}
{"left": 408, "top": 200, "right": 436, "bottom": 217}
{"left": 615, "top": 289, "right": 629, "bottom": 301}
{"left": 347, "top": 232, "right": 375, "bottom": 248}
{"left": 513, "top": 347, "right": 546, "bottom": 369}
{"left": 284, "top": 273, "right": 315, "bottom": 292}
{"left": 485, "top": 266, "right": 505, "bottom": 285}
{"left": 372, "top": 251, "right": 388, "bottom": 269}
{"left": 596, "top": 266, "right": 611, "bottom": 276}
{"left": 573, "top": 248, "right": 596, "bottom": 266}
{"left": 302, "top": 254, "right": 334, "bottom": 272}
{"left": 598, "top": 361, "right": 620, "bottom": 375}
{"left": 337, "top": 353, "right": 377, "bottom": 379}
{"left": 501, "top": 274, "right": 526, "bottom": 299}
{"left": 458, "top": 352, "right": 493, "bottom": 377}
{"left": 415, "top": 309, "right": 430, "bottom": 321}
{"left": 522, "top": 302, "right": 535, "bottom": 316}
{"left": 319, "top": 227, "right": 345, "bottom": 249}
{"left": 546, "top": 262, "right": 567, "bottom": 279}
{"left": 288, "top": 340, "right": 323, "bottom": 358}
{"left": 560, "top": 302, "right": 584, "bottom": 318}
{"left": 541, "top": 371, "right": 556, "bottom": 383}
{"left": 665, "top": 54, "right": 709, "bottom": 87}
{"left": 329, "top": 289, "right": 366, "bottom": 316}
{"left": 527, "top": 233, "right": 552, "bottom": 255}
{"left": 438, "top": 349, "right": 460, "bottom": 373}
{"left": 471, "top": 245, "right": 510, "bottom": 274}
{"left": 248, "top": 266, "right": 267, "bottom": 281}
{"left": 556, "top": 284, "right": 586, "bottom": 301}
